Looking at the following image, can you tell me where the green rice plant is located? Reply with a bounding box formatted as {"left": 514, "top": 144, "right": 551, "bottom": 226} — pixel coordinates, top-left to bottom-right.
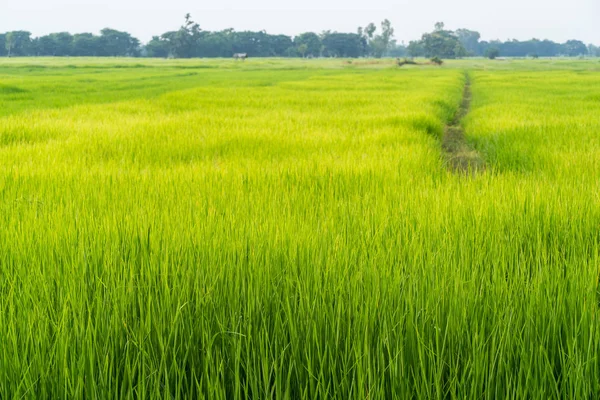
{"left": 0, "top": 57, "right": 599, "bottom": 398}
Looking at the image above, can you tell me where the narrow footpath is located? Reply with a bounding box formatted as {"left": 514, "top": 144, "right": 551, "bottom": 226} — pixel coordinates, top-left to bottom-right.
{"left": 442, "top": 72, "right": 485, "bottom": 173}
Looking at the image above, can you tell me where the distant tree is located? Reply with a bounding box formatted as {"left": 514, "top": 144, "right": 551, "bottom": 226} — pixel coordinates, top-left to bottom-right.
{"left": 36, "top": 32, "right": 73, "bottom": 56}
{"left": 2, "top": 19, "right": 595, "bottom": 60}
{"left": 4, "top": 31, "right": 32, "bottom": 57}
{"left": 161, "top": 14, "right": 202, "bottom": 57}
{"left": 158, "top": 31, "right": 178, "bottom": 57}
{"left": 198, "top": 30, "right": 235, "bottom": 57}
{"left": 407, "top": 40, "right": 425, "bottom": 57}
{"left": 36, "top": 35, "right": 57, "bottom": 56}
{"left": 232, "top": 31, "right": 266, "bottom": 56}
{"left": 6, "top": 32, "right": 15, "bottom": 58}
{"left": 364, "top": 23, "right": 376, "bottom": 40}
{"left": 145, "top": 35, "right": 170, "bottom": 57}
{"left": 481, "top": 38, "right": 580, "bottom": 58}
{"left": 297, "top": 43, "right": 308, "bottom": 57}
{"left": 55, "top": 32, "right": 73, "bottom": 56}
{"left": 294, "top": 32, "right": 321, "bottom": 57}
{"left": 454, "top": 42, "right": 468, "bottom": 58}
{"left": 5, "top": 32, "right": 13, "bottom": 57}
{"left": 501, "top": 39, "right": 535, "bottom": 57}
{"left": 418, "top": 23, "right": 466, "bottom": 59}
{"left": 99, "top": 28, "right": 140, "bottom": 56}
{"left": 563, "top": 40, "right": 587, "bottom": 57}
{"left": 321, "top": 32, "right": 364, "bottom": 57}
{"left": 477, "top": 40, "right": 490, "bottom": 56}
{"left": 359, "top": 19, "right": 395, "bottom": 57}
{"left": 537, "top": 39, "right": 561, "bottom": 57}
{"left": 72, "top": 33, "right": 101, "bottom": 56}
{"left": 32, "top": 32, "right": 103, "bottom": 57}
{"left": 387, "top": 41, "right": 407, "bottom": 57}
{"left": 284, "top": 46, "right": 296, "bottom": 57}
{"left": 371, "top": 19, "right": 394, "bottom": 58}
{"left": 267, "top": 34, "right": 293, "bottom": 56}
{"left": 486, "top": 47, "right": 499, "bottom": 59}
{"left": 456, "top": 29, "right": 481, "bottom": 56}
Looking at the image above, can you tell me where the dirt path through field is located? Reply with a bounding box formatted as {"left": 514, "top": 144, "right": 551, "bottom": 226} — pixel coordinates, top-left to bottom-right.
{"left": 442, "top": 72, "right": 485, "bottom": 173}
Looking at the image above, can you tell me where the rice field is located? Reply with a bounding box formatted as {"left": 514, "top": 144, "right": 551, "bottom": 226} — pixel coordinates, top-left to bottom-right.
{"left": 1, "top": 57, "right": 600, "bottom": 398}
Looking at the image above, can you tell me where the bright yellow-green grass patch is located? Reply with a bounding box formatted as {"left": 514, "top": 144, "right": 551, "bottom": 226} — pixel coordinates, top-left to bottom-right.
{"left": 467, "top": 70, "right": 600, "bottom": 175}
{"left": 0, "top": 58, "right": 600, "bottom": 398}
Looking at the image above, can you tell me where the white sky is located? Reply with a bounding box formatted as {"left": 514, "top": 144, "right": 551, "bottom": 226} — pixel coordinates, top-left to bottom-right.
{"left": 1, "top": 0, "right": 599, "bottom": 44}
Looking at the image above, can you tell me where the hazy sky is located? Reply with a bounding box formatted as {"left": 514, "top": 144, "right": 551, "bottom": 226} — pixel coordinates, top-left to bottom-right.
{"left": 2, "top": 0, "right": 599, "bottom": 44}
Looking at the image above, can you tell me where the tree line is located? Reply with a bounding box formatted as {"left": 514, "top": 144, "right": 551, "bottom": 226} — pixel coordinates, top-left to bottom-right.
{"left": 0, "top": 29, "right": 140, "bottom": 57}
{"left": 1, "top": 15, "right": 598, "bottom": 59}
{"left": 0, "top": 15, "right": 396, "bottom": 59}
{"left": 406, "top": 23, "right": 594, "bottom": 59}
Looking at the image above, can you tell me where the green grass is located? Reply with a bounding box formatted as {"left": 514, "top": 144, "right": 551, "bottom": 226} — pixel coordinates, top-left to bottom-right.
{"left": 1, "top": 57, "right": 600, "bottom": 398}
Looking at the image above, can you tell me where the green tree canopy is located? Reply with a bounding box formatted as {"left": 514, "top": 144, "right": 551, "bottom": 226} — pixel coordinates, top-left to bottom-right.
{"left": 417, "top": 24, "right": 466, "bottom": 59}
{"left": 321, "top": 32, "right": 365, "bottom": 58}
{"left": 5, "top": 31, "right": 32, "bottom": 57}
{"left": 294, "top": 32, "right": 321, "bottom": 57}
{"left": 99, "top": 28, "right": 140, "bottom": 56}
{"left": 456, "top": 29, "right": 481, "bottom": 56}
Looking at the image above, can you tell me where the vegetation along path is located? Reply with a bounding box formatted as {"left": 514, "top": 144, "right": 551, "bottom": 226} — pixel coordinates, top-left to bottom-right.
{"left": 442, "top": 72, "right": 485, "bottom": 173}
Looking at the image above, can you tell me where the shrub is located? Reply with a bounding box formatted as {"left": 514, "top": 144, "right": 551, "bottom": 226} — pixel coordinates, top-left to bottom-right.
{"left": 486, "top": 48, "right": 500, "bottom": 60}
{"left": 397, "top": 58, "right": 417, "bottom": 67}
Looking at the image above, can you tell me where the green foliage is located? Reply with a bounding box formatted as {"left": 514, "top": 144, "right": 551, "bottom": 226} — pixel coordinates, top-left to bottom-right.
{"left": 143, "top": 36, "right": 168, "bottom": 58}
{"left": 456, "top": 29, "right": 481, "bottom": 56}
{"left": 0, "top": 16, "right": 596, "bottom": 59}
{"left": 397, "top": 57, "right": 417, "bottom": 66}
{"left": 412, "top": 23, "right": 467, "bottom": 59}
{"left": 296, "top": 43, "right": 308, "bottom": 57}
{"left": 407, "top": 40, "right": 425, "bottom": 57}
{"left": 430, "top": 56, "right": 443, "bottom": 65}
{"left": 160, "top": 13, "right": 202, "bottom": 58}
{"left": 453, "top": 42, "right": 467, "bottom": 58}
{"left": 151, "top": 16, "right": 295, "bottom": 58}
{"left": 563, "top": 39, "right": 587, "bottom": 56}
{"left": 294, "top": 32, "right": 322, "bottom": 57}
{"left": 4, "top": 31, "right": 32, "bottom": 57}
{"left": 477, "top": 38, "right": 590, "bottom": 58}
{"left": 486, "top": 47, "right": 500, "bottom": 59}
{"left": 71, "top": 33, "right": 100, "bottom": 56}
{"left": 358, "top": 19, "right": 396, "bottom": 58}
{"left": 98, "top": 28, "right": 140, "bottom": 57}
{"left": 320, "top": 32, "right": 365, "bottom": 57}
{"left": 35, "top": 32, "right": 73, "bottom": 56}
{"left": 387, "top": 42, "right": 407, "bottom": 57}
{"left": 364, "top": 22, "right": 376, "bottom": 39}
